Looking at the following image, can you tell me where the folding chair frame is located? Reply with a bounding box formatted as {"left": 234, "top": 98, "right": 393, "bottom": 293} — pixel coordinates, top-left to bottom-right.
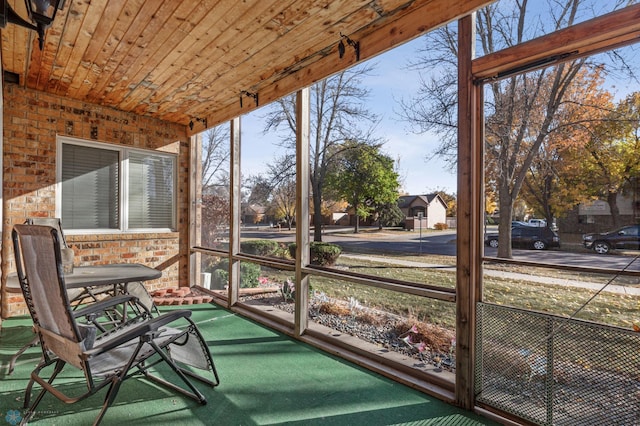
{"left": 12, "top": 224, "right": 219, "bottom": 425}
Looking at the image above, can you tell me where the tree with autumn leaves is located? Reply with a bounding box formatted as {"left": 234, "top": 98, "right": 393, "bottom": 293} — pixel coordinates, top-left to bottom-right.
{"left": 401, "top": 0, "right": 636, "bottom": 258}
{"left": 484, "top": 65, "right": 637, "bottom": 254}
{"left": 578, "top": 91, "right": 640, "bottom": 228}
{"left": 518, "top": 68, "right": 613, "bottom": 224}
{"left": 520, "top": 79, "right": 640, "bottom": 230}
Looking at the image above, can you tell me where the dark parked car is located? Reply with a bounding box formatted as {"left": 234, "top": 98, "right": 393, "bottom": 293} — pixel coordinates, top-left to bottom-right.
{"left": 485, "top": 226, "right": 560, "bottom": 250}
{"left": 582, "top": 224, "right": 640, "bottom": 254}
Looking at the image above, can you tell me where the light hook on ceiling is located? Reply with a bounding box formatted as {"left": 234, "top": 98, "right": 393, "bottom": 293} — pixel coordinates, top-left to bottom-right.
{"left": 188, "top": 117, "right": 207, "bottom": 131}
{"left": 338, "top": 32, "right": 360, "bottom": 61}
{"left": 240, "top": 90, "right": 259, "bottom": 108}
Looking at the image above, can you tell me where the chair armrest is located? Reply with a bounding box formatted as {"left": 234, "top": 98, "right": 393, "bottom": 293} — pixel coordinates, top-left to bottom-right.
{"left": 73, "top": 295, "right": 142, "bottom": 318}
{"left": 83, "top": 309, "right": 192, "bottom": 358}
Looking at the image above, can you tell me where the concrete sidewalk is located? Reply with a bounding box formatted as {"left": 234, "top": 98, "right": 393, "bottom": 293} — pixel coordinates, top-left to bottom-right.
{"left": 341, "top": 253, "right": 640, "bottom": 296}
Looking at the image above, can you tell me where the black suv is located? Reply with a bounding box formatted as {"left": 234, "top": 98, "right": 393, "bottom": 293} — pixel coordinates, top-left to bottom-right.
{"left": 582, "top": 224, "right": 640, "bottom": 254}
{"left": 485, "top": 226, "right": 560, "bottom": 250}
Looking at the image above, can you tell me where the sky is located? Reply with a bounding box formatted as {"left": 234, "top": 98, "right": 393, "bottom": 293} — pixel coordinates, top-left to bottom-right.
{"left": 235, "top": 1, "right": 639, "bottom": 198}
{"left": 239, "top": 37, "right": 457, "bottom": 195}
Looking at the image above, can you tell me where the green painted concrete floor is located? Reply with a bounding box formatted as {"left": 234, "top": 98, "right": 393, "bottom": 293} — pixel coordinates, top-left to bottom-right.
{"left": 0, "top": 304, "right": 498, "bottom": 425}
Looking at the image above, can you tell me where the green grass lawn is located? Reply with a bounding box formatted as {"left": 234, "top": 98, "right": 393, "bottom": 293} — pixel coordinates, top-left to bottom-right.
{"left": 254, "top": 253, "right": 639, "bottom": 331}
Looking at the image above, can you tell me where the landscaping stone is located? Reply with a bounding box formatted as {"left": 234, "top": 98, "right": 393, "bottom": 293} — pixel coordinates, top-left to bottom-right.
{"left": 241, "top": 291, "right": 456, "bottom": 372}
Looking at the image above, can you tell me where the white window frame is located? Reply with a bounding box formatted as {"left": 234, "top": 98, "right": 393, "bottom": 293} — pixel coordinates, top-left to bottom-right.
{"left": 56, "top": 136, "right": 177, "bottom": 234}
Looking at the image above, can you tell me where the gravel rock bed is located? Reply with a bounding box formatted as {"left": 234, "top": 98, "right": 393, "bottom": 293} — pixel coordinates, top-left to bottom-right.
{"left": 241, "top": 292, "right": 456, "bottom": 372}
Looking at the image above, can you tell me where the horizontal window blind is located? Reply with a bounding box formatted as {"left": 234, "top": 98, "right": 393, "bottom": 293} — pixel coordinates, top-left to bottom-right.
{"left": 128, "top": 152, "right": 175, "bottom": 229}
{"left": 61, "top": 144, "right": 120, "bottom": 229}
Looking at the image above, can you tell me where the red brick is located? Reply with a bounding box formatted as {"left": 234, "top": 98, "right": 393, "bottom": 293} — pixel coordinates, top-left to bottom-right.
{"left": 1, "top": 85, "right": 189, "bottom": 318}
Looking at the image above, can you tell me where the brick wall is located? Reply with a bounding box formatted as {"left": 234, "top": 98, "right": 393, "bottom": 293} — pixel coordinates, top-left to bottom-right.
{"left": 1, "top": 84, "right": 191, "bottom": 318}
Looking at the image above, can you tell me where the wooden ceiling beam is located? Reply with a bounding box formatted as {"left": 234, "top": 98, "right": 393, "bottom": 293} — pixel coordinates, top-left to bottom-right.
{"left": 63, "top": 0, "right": 132, "bottom": 98}
{"left": 83, "top": 0, "right": 168, "bottom": 101}
{"left": 196, "top": 0, "right": 493, "bottom": 132}
{"left": 3, "top": 0, "right": 491, "bottom": 129}
{"left": 472, "top": 3, "right": 640, "bottom": 81}
{"left": 140, "top": 0, "right": 291, "bottom": 113}
{"left": 50, "top": 0, "right": 110, "bottom": 95}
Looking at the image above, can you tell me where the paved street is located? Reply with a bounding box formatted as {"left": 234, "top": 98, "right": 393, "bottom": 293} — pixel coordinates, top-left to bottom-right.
{"left": 241, "top": 226, "right": 640, "bottom": 273}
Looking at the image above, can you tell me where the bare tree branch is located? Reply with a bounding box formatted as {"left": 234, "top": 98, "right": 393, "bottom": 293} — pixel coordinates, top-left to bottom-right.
{"left": 261, "top": 63, "right": 381, "bottom": 241}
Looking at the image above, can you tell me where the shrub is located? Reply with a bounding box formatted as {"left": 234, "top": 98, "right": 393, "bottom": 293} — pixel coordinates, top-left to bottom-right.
{"left": 434, "top": 222, "right": 448, "bottom": 230}
{"left": 209, "top": 259, "right": 261, "bottom": 288}
{"left": 276, "top": 242, "right": 292, "bottom": 259}
{"left": 318, "top": 301, "right": 350, "bottom": 316}
{"left": 287, "top": 243, "right": 296, "bottom": 260}
{"left": 240, "top": 239, "right": 279, "bottom": 256}
{"left": 288, "top": 242, "right": 342, "bottom": 266}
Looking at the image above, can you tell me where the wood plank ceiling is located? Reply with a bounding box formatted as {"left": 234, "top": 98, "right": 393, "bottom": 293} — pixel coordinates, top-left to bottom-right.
{"left": 1, "top": 0, "right": 492, "bottom": 133}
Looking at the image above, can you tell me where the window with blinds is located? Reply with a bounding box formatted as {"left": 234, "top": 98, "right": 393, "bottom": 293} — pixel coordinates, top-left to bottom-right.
{"left": 59, "top": 139, "right": 176, "bottom": 232}
{"left": 61, "top": 144, "right": 120, "bottom": 230}
{"left": 128, "top": 152, "right": 175, "bottom": 229}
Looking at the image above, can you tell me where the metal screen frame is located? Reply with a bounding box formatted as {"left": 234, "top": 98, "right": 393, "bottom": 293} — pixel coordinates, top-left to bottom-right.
{"left": 476, "top": 302, "right": 640, "bottom": 425}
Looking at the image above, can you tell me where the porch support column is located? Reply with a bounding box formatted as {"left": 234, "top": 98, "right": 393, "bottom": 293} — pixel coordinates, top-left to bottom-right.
{"left": 295, "top": 87, "right": 310, "bottom": 335}
{"left": 189, "top": 132, "right": 203, "bottom": 288}
{"left": 456, "top": 13, "right": 483, "bottom": 410}
{"left": 228, "top": 117, "right": 241, "bottom": 306}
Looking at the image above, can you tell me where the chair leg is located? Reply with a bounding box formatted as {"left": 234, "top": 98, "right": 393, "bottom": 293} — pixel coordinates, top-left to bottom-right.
{"left": 181, "top": 366, "right": 219, "bottom": 388}
{"left": 147, "top": 341, "right": 207, "bottom": 404}
{"left": 23, "top": 359, "right": 66, "bottom": 418}
{"left": 94, "top": 377, "right": 122, "bottom": 426}
{"left": 93, "top": 340, "right": 146, "bottom": 425}
{"left": 8, "top": 335, "right": 40, "bottom": 375}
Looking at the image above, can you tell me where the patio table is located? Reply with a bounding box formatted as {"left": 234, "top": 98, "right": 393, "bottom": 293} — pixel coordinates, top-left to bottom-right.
{"left": 7, "top": 263, "right": 161, "bottom": 303}
{"left": 63, "top": 263, "right": 161, "bottom": 288}
{"left": 61, "top": 264, "right": 161, "bottom": 305}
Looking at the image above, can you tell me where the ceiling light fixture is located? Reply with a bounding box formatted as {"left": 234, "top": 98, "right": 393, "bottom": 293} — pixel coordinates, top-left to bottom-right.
{"left": 0, "top": 0, "right": 66, "bottom": 50}
{"left": 338, "top": 33, "right": 360, "bottom": 61}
